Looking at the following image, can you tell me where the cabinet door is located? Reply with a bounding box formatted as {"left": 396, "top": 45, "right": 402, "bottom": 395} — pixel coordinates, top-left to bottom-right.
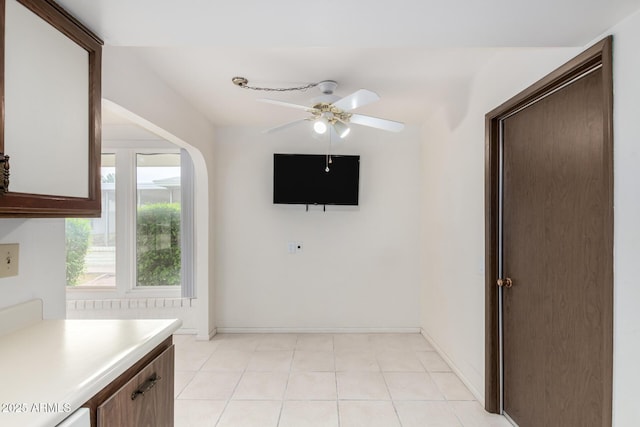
{"left": 0, "top": 0, "right": 102, "bottom": 216}
{"left": 97, "top": 345, "right": 174, "bottom": 427}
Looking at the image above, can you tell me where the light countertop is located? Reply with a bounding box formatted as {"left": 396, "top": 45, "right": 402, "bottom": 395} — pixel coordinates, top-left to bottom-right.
{"left": 0, "top": 318, "right": 181, "bottom": 427}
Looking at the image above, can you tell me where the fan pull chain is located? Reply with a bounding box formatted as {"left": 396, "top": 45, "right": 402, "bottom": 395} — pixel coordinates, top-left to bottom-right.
{"left": 232, "top": 77, "right": 318, "bottom": 92}
{"left": 326, "top": 130, "right": 333, "bottom": 172}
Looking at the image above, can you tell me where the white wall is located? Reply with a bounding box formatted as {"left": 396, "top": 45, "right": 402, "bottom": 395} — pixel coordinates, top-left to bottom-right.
{"left": 420, "top": 13, "right": 640, "bottom": 422}
{"left": 102, "top": 48, "right": 217, "bottom": 339}
{"left": 0, "top": 47, "right": 217, "bottom": 335}
{"left": 214, "top": 125, "right": 422, "bottom": 331}
{"left": 0, "top": 219, "right": 66, "bottom": 319}
{"left": 602, "top": 9, "right": 640, "bottom": 426}
{"left": 419, "top": 48, "right": 579, "bottom": 400}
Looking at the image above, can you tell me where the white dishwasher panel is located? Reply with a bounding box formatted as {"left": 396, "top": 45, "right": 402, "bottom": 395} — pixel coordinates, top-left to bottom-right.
{"left": 56, "top": 408, "right": 90, "bottom": 427}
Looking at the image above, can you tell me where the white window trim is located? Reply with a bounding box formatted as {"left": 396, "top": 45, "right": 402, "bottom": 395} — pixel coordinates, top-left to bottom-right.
{"left": 67, "top": 141, "right": 190, "bottom": 300}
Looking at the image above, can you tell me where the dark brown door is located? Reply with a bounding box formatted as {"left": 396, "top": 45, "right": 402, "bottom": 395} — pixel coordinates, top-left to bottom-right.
{"left": 501, "top": 66, "right": 612, "bottom": 425}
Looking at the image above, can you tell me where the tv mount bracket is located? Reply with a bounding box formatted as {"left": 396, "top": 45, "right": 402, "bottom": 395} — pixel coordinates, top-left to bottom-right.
{"left": 305, "top": 204, "right": 327, "bottom": 212}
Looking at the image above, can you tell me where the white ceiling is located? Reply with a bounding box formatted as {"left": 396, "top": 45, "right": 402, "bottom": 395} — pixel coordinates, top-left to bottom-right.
{"left": 57, "top": 0, "right": 640, "bottom": 48}
{"left": 133, "top": 47, "right": 497, "bottom": 127}
{"left": 57, "top": 0, "right": 640, "bottom": 128}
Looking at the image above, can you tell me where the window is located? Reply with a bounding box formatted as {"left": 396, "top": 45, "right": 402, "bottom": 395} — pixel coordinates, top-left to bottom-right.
{"left": 66, "top": 146, "right": 194, "bottom": 298}
{"left": 136, "top": 153, "right": 181, "bottom": 287}
{"left": 65, "top": 153, "right": 116, "bottom": 288}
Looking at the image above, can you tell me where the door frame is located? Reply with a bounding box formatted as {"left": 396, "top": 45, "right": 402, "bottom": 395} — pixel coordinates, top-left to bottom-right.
{"left": 484, "top": 36, "right": 614, "bottom": 417}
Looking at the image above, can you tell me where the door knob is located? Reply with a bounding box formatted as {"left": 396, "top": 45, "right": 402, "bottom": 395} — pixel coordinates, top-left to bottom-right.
{"left": 497, "top": 277, "right": 513, "bottom": 288}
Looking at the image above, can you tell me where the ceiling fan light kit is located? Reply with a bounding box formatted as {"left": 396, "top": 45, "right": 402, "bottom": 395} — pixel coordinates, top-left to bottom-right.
{"left": 333, "top": 120, "right": 351, "bottom": 138}
{"left": 313, "top": 120, "right": 328, "bottom": 134}
{"left": 231, "top": 77, "right": 405, "bottom": 139}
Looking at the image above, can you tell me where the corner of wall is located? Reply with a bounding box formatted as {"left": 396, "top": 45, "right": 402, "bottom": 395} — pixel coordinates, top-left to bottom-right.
{"left": 102, "top": 48, "right": 217, "bottom": 339}
{"left": 0, "top": 219, "right": 66, "bottom": 319}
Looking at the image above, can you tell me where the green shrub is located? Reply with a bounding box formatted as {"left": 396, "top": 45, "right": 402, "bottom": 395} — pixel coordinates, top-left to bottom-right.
{"left": 137, "top": 203, "right": 181, "bottom": 286}
{"left": 65, "top": 218, "right": 91, "bottom": 285}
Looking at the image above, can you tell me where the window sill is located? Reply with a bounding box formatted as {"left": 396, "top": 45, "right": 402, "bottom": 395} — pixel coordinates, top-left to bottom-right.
{"left": 67, "top": 296, "right": 195, "bottom": 311}
{"left": 66, "top": 286, "right": 182, "bottom": 300}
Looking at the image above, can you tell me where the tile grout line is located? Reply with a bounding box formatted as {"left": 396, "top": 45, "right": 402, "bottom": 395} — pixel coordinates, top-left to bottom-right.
{"left": 275, "top": 334, "right": 298, "bottom": 427}
{"left": 175, "top": 333, "right": 492, "bottom": 427}
{"left": 332, "top": 335, "right": 342, "bottom": 427}
{"left": 416, "top": 347, "right": 466, "bottom": 427}
{"left": 213, "top": 336, "right": 257, "bottom": 427}
{"left": 377, "top": 346, "right": 404, "bottom": 427}
{"left": 174, "top": 335, "right": 214, "bottom": 400}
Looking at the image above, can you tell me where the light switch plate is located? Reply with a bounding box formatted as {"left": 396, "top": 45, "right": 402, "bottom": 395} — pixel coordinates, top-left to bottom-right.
{"left": 0, "top": 244, "right": 19, "bottom": 278}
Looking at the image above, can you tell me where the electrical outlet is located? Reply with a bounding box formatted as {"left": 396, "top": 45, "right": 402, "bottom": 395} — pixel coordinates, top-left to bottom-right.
{"left": 0, "top": 243, "right": 19, "bottom": 278}
{"left": 287, "top": 241, "right": 304, "bottom": 254}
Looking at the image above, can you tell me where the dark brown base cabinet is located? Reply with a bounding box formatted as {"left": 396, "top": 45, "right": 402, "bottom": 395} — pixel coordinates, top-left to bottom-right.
{"left": 83, "top": 338, "right": 174, "bottom": 427}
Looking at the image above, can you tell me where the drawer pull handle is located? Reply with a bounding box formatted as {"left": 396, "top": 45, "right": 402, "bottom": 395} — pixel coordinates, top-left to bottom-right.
{"left": 131, "top": 373, "right": 161, "bottom": 401}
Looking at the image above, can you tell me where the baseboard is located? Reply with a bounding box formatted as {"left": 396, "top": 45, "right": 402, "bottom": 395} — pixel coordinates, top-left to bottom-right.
{"left": 420, "top": 328, "right": 485, "bottom": 406}
{"left": 196, "top": 327, "right": 217, "bottom": 341}
{"left": 174, "top": 327, "right": 197, "bottom": 335}
{"left": 216, "top": 327, "right": 421, "bottom": 334}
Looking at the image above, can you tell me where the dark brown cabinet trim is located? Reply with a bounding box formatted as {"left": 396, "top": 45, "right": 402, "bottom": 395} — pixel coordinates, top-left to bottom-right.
{"left": 82, "top": 337, "right": 174, "bottom": 427}
{"left": 0, "top": 0, "right": 103, "bottom": 217}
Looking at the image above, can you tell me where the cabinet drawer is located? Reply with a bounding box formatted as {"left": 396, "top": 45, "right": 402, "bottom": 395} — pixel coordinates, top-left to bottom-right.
{"left": 97, "top": 345, "right": 174, "bottom": 427}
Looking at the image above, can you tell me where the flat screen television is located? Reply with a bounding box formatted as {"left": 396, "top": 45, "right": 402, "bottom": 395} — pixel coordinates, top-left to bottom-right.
{"left": 273, "top": 153, "right": 360, "bottom": 206}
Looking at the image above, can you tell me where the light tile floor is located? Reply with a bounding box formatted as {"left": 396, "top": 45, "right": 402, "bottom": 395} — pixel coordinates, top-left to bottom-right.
{"left": 173, "top": 333, "right": 511, "bottom": 427}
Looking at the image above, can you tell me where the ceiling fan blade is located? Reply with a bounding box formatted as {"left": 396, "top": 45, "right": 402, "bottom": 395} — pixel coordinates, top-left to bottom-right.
{"left": 332, "top": 89, "right": 380, "bottom": 111}
{"left": 258, "top": 98, "right": 318, "bottom": 113}
{"left": 349, "top": 114, "right": 405, "bottom": 132}
{"left": 263, "top": 119, "right": 309, "bottom": 134}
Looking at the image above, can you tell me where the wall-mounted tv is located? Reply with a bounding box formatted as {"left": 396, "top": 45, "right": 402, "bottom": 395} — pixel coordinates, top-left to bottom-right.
{"left": 273, "top": 153, "right": 360, "bottom": 206}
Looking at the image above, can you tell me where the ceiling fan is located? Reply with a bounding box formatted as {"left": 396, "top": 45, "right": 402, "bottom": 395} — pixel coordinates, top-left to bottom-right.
{"left": 234, "top": 78, "right": 404, "bottom": 138}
